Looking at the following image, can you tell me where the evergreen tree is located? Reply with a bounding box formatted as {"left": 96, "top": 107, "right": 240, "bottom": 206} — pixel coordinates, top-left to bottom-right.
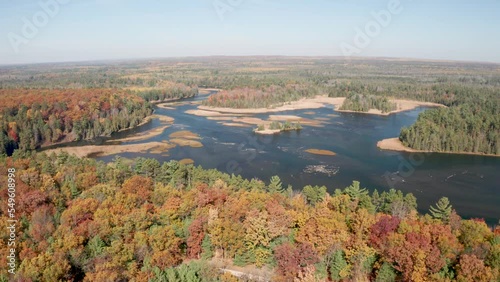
{"left": 268, "top": 175, "right": 283, "bottom": 193}
{"left": 302, "top": 185, "right": 327, "bottom": 205}
{"left": 376, "top": 262, "right": 396, "bottom": 282}
{"left": 201, "top": 235, "right": 213, "bottom": 260}
{"left": 429, "top": 197, "right": 453, "bottom": 222}
{"left": 344, "top": 180, "right": 368, "bottom": 200}
{"left": 329, "top": 250, "right": 348, "bottom": 281}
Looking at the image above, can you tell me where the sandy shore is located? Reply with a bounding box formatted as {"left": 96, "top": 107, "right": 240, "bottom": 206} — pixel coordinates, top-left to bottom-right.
{"left": 186, "top": 109, "right": 247, "bottom": 117}
{"left": 44, "top": 141, "right": 176, "bottom": 158}
{"left": 336, "top": 99, "right": 445, "bottom": 116}
{"left": 117, "top": 116, "right": 152, "bottom": 133}
{"left": 377, "top": 138, "right": 500, "bottom": 157}
{"left": 222, "top": 122, "right": 251, "bottom": 127}
{"left": 109, "top": 115, "right": 174, "bottom": 143}
{"left": 254, "top": 129, "right": 281, "bottom": 135}
{"left": 194, "top": 96, "right": 346, "bottom": 115}
{"left": 157, "top": 104, "right": 176, "bottom": 110}
{"left": 376, "top": 138, "right": 421, "bottom": 153}
{"left": 192, "top": 96, "right": 444, "bottom": 117}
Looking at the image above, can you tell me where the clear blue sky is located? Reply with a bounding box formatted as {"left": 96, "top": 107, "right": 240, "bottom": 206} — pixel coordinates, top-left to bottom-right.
{"left": 1, "top": 0, "right": 499, "bottom": 64}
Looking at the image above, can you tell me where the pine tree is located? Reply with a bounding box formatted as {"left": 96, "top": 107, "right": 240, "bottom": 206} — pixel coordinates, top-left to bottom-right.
{"left": 329, "top": 250, "right": 348, "bottom": 281}
{"left": 376, "top": 262, "right": 396, "bottom": 282}
{"left": 429, "top": 197, "right": 452, "bottom": 222}
{"left": 268, "top": 175, "right": 283, "bottom": 193}
{"left": 201, "top": 235, "right": 213, "bottom": 260}
{"left": 344, "top": 181, "right": 368, "bottom": 200}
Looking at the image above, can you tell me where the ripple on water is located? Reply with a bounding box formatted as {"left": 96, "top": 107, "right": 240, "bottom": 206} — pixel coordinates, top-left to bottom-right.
{"left": 303, "top": 165, "right": 340, "bottom": 176}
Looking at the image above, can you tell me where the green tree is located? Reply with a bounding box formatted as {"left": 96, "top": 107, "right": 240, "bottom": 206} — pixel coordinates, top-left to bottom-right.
{"left": 429, "top": 197, "right": 452, "bottom": 222}
{"left": 268, "top": 175, "right": 283, "bottom": 193}
{"left": 201, "top": 235, "right": 213, "bottom": 260}
{"left": 302, "top": 185, "right": 327, "bottom": 205}
{"left": 329, "top": 250, "right": 348, "bottom": 281}
{"left": 376, "top": 262, "right": 396, "bottom": 282}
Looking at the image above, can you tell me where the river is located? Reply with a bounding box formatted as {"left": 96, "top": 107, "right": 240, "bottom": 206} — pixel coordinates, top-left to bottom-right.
{"left": 83, "top": 93, "right": 499, "bottom": 223}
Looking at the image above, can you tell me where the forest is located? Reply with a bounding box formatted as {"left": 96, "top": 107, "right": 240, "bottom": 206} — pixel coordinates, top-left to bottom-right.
{"left": 339, "top": 93, "right": 397, "bottom": 113}
{"left": 0, "top": 89, "right": 152, "bottom": 155}
{"left": 202, "top": 85, "right": 319, "bottom": 109}
{"left": 0, "top": 58, "right": 499, "bottom": 281}
{"left": 1, "top": 57, "right": 499, "bottom": 156}
{"left": 400, "top": 100, "right": 500, "bottom": 155}
{"left": 0, "top": 153, "right": 498, "bottom": 281}
{"left": 133, "top": 83, "right": 199, "bottom": 103}
{"left": 398, "top": 86, "right": 500, "bottom": 155}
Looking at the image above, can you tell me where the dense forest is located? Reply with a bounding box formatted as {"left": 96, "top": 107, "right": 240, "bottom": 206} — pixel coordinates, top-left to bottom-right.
{"left": 202, "top": 85, "right": 319, "bottom": 109}
{"left": 0, "top": 153, "right": 498, "bottom": 281}
{"left": 1, "top": 57, "right": 499, "bottom": 156}
{"left": 400, "top": 100, "right": 500, "bottom": 155}
{"left": 0, "top": 89, "right": 152, "bottom": 155}
{"left": 397, "top": 85, "right": 500, "bottom": 155}
{"left": 339, "top": 93, "right": 397, "bottom": 113}
{"left": 133, "top": 83, "right": 198, "bottom": 103}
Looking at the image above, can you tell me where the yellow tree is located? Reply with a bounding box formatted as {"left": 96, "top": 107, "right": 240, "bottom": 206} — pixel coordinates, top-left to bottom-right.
{"left": 296, "top": 203, "right": 349, "bottom": 256}
{"left": 244, "top": 209, "right": 271, "bottom": 267}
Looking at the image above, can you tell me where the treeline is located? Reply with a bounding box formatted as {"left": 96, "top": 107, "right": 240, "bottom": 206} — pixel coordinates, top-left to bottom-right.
{"left": 400, "top": 100, "right": 500, "bottom": 155}
{"left": 0, "top": 153, "right": 498, "bottom": 281}
{"left": 134, "top": 84, "right": 198, "bottom": 103}
{"left": 339, "top": 93, "right": 397, "bottom": 113}
{"left": 0, "top": 89, "right": 152, "bottom": 155}
{"left": 328, "top": 81, "right": 500, "bottom": 155}
{"left": 202, "top": 84, "right": 319, "bottom": 109}
{"left": 326, "top": 80, "right": 499, "bottom": 107}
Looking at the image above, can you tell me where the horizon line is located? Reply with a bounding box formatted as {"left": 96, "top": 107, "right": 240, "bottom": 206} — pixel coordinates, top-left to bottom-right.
{"left": 1, "top": 55, "right": 500, "bottom": 67}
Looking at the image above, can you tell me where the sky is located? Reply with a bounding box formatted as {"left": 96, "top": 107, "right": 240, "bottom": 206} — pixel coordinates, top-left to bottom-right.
{"left": 1, "top": 0, "right": 499, "bottom": 65}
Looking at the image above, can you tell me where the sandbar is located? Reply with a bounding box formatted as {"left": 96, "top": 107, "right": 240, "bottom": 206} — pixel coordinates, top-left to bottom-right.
{"left": 179, "top": 158, "right": 195, "bottom": 165}
{"left": 169, "top": 130, "right": 201, "bottom": 140}
{"left": 170, "top": 138, "right": 203, "bottom": 148}
{"left": 305, "top": 149, "right": 337, "bottom": 156}
{"left": 44, "top": 141, "right": 176, "bottom": 158}
{"left": 222, "top": 123, "right": 251, "bottom": 127}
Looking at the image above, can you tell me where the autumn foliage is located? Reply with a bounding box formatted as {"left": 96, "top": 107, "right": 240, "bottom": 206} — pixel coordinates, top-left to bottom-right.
{"left": 0, "top": 88, "right": 152, "bottom": 155}
{"left": 0, "top": 154, "right": 498, "bottom": 281}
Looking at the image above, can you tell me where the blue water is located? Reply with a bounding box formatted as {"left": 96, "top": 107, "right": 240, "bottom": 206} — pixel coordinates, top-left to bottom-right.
{"left": 93, "top": 94, "right": 500, "bottom": 223}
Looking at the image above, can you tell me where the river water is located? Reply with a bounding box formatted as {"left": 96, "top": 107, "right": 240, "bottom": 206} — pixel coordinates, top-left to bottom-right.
{"left": 91, "top": 94, "right": 499, "bottom": 223}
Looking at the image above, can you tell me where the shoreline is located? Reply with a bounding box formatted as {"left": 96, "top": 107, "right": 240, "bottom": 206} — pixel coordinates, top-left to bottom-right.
{"left": 111, "top": 115, "right": 174, "bottom": 142}
{"left": 43, "top": 141, "right": 175, "bottom": 158}
{"left": 335, "top": 99, "right": 445, "bottom": 116}
{"left": 195, "top": 96, "right": 346, "bottom": 115}
{"left": 191, "top": 96, "right": 445, "bottom": 117}
{"left": 377, "top": 137, "right": 500, "bottom": 157}
{"left": 40, "top": 113, "right": 156, "bottom": 149}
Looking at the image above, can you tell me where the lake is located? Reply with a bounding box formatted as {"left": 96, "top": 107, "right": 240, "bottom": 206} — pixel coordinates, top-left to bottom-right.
{"left": 91, "top": 93, "right": 500, "bottom": 224}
